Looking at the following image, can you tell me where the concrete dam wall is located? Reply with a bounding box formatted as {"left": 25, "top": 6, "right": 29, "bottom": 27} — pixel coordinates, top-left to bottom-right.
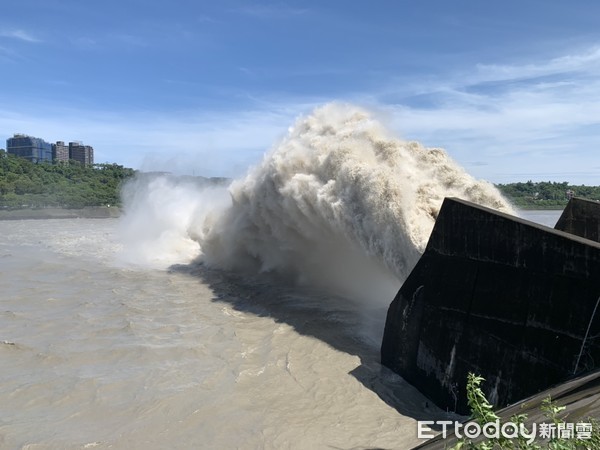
{"left": 555, "top": 197, "right": 600, "bottom": 243}
{"left": 381, "top": 197, "right": 600, "bottom": 415}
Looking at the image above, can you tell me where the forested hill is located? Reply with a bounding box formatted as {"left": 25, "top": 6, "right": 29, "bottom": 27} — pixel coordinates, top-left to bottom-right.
{"left": 1, "top": 149, "right": 598, "bottom": 210}
{"left": 496, "top": 181, "right": 600, "bottom": 209}
{"left": 0, "top": 150, "right": 135, "bottom": 208}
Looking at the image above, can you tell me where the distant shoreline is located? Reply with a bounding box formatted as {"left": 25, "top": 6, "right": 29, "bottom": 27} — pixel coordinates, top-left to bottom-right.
{"left": 0, "top": 207, "right": 121, "bottom": 220}
{"left": 515, "top": 206, "right": 565, "bottom": 211}
{"left": 0, "top": 205, "right": 562, "bottom": 222}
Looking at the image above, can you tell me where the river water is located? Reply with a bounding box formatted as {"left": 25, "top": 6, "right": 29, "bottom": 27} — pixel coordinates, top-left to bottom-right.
{"left": 0, "top": 210, "right": 561, "bottom": 450}
{"left": 0, "top": 104, "right": 564, "bottom": 449}
{"left": 0, "top": 217, "right": 434, "bottom": 450}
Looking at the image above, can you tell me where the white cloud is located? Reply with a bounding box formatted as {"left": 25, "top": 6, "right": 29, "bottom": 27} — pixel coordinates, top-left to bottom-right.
{"left": 0, "top": 29, "right": 41, "bottom": 43}
{"left": 0, "top": 104, "right": 311, "bottom": 178}
{"left": 1, "top": 45, "right": 599, "bottom": 185}
{"left": 472, "top": 46, "right": 600, "bottom": 84}
{"left": 370, "top": 45, "right": 600, "bottom": 184}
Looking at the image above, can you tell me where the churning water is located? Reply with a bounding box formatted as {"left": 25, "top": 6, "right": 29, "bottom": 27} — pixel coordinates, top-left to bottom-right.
{"left": 0, "top": 104, "right": 558, "bottom": 449}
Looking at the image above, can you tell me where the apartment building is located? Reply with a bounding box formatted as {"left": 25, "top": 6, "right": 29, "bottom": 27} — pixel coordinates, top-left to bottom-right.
{"left": 6, "top": 134, "right": 94, "bottom": 165}
{"left": 6, "top": 134, "right": 53, "bottom": 163}
{"left": 52, "top": 141, "right": 69, "bottom": 162}
{"left": 68, "top": 142, "right": 94, "bottom": 165}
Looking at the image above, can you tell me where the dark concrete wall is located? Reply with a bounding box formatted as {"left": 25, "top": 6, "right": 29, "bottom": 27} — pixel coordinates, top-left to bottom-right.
{"left": 381, "top": 198, "right": 600, "bottom": 414}
{"left": 555, "top": 197, "right": 600, "bottom": 243}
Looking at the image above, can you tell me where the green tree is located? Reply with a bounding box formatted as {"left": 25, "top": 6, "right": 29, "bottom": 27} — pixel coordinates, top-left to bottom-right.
{"left": 0, "top": 153, "right": 135, "bottom": 209}
{"left": 496, "top": 181, "right": 600, "bottom": 209}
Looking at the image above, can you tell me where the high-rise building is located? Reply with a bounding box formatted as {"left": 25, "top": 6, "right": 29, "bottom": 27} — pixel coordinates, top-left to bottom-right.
{"left": 52, "top": 141, "right": 69, "bottom": 162}
{"left": 68, "top": 142, "right": 94, "bottom": 165}
{"left": 6, "top": 134, "right": 95, "bottom": 166}
{"left": 6, "top": 134, "right": 53, "bottom": 163}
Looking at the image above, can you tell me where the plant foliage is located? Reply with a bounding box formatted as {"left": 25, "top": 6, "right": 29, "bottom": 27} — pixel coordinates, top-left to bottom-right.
{"left": 449, "top": 374, "right": 600, "bottom": 449}
{"left": 0, "top": 150, "right": 135, "bottom": 209}
{"left": 496, "top": 181, "right": 600, "bottom": 210}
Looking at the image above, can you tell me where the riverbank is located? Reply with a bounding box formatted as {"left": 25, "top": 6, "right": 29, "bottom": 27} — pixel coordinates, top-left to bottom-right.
{"left": 0, "top": 207, "right": 120, "bottom": 220}
{"left": 511, "top": 204, "right": 566, "bottom": 210}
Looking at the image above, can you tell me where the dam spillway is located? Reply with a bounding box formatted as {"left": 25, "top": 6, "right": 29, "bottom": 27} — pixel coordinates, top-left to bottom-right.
{"left": 555, "top": 197, "right": 600, "bottom": 243}
{"left": 381, "top": 197, "right": 600, "bottom": 415}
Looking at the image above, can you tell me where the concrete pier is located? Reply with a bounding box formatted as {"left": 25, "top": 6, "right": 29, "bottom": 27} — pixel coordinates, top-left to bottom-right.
{"left": 555, "top": 197, "right": 600, "bottom": 243}
{"left": 381, "top": 197, "right": 600, "bottom": 414}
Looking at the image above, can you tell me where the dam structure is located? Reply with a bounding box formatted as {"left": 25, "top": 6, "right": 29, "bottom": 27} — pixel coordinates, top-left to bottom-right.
{"left": 555, "top": 197, "right": 600, "bottom": 243}
{"left": 381, "top": 197, "right": 600, "bottom": 415}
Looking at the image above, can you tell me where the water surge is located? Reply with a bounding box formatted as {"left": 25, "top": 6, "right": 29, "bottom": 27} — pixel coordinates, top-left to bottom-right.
{"left": 120, "top": 103, "right": 514, "bottom": 304}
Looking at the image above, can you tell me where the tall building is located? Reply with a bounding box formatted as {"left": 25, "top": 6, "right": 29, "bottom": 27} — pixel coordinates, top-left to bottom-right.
{"left": 52, "top": 141, "right": 69, "bottom": 163}
{"left": 6, "top": 134, "right": 52, "bottom": 163}
{"left": 68, "top": 142, "right": 94, "bottom": 165}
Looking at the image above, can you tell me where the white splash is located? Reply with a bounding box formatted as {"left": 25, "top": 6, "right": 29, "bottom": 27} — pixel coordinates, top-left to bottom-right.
{"left": 117, "top": 174, "right": 230, "bottom": 268}
{"left": 201, "top": 103, "right": 513, "bottom": 299}
{"left": 119, "top": 103, "right": 513, "bottom": 303}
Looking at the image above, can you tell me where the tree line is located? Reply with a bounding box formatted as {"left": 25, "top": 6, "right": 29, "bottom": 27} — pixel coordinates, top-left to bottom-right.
{"left": 496, "top": 180, "right": 600, "bottom": 209}
{"left": 0, "top": 150, "right": 135, "bottom": 209}
{"left": 1, "top": 149, "right": 598, "bottom": 210}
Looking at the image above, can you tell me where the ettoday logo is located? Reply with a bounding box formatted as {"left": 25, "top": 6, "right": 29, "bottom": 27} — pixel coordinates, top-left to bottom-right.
{"left": 417, "top": 420, "right": 593, "bottom": 444}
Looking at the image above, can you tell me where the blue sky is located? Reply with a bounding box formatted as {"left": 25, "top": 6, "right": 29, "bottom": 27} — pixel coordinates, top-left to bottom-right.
{"left": 1, "top": 0, "right": 599, "bottom": 184}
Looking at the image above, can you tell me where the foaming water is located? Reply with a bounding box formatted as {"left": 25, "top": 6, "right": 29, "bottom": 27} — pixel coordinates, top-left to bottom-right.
{"left": 0, "top": 219, "right": 450, "bottom": 450}
{"left": 2, "top": 104, "right": 518, "bottom": 449}
{"left": 120, "top": 103, "right": 513, "bottom": 307}
{"left": 203, "top": 104, "right": 513, "bottom": 285}
{"left": 118, "top": 174, "right": 231, "bottom": 268}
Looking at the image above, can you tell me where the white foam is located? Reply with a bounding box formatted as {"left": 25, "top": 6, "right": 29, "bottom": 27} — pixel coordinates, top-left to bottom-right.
{"left": 201, "top": 103, "right": 513, "bottom": 301}
{"left": 117, "top": 174, "right": 230, "bottom": 268}
{"left": 119, "top": 103, "right": 514, "bottom": 304}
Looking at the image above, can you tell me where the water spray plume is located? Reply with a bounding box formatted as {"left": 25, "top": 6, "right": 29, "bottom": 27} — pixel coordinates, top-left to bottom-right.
{"left": 202, "top": 103, "right": 513, "bottom": 285}
{"left": 120, "top": 103, "right": 513, "bottom": 303}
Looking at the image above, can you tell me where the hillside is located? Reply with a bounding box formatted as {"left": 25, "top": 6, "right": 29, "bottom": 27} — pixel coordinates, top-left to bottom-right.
{"left": 0, "top": 150, "right": 135, "bottom": 209}
{"left": 1, "top": 150, "right": 598, "bottom": 211}
{"left": 496, "top": 181, "right": 600, "bottom": 209}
